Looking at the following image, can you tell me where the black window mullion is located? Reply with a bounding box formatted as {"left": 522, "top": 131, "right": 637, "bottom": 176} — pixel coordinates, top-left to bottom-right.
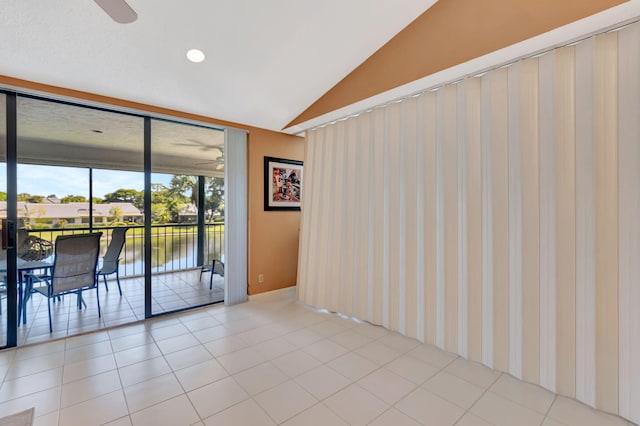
{"left": 144, "top": 118, "right": 152, "bottom": 318}
{"left": 5, "top": 93, "right": 18, "bottom": 347}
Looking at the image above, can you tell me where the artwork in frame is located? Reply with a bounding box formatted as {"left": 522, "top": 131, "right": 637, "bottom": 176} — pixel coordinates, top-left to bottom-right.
{"left": 264, "top": 156, "right": 303, "bottom": 211}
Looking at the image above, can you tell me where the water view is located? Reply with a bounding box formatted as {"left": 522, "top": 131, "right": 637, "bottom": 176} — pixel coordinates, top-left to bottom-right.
{"left": 26, "top": 223, "right": 225, "bottom": 277}
{"left": 8, "top": 166, "right": 226, "bottom": 278}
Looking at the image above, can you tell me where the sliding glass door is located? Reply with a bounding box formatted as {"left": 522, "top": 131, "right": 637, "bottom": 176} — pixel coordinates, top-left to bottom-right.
{"left": 0, "top": 92, "right": 228, "bottom": 347}
{"left": 15, "top": 96, "right": 145, "bottom": 344}
{"left": 150, "top": 119, "right": 225, "bottom": 315}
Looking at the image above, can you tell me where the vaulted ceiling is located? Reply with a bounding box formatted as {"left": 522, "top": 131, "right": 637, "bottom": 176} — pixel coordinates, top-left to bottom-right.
{"left": 0, "top": 0, "right": 636, "bottom": 134}
{"left": 0, "top": 0, "right": 433, "bottom": 132}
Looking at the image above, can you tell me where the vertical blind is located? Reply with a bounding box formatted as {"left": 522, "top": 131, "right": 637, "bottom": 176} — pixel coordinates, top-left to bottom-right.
{"left": 224, "top": 128, "right": 248, "bottom": 305}
{"left": 297, "top": 23, "right": 640, "bottom": 423}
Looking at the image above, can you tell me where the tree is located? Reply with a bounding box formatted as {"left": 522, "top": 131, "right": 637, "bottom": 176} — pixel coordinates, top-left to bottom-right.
{"left": 169, "top": 175, "right": 196, "bottom": 205}
{"left": 205, "top": 177, "right": 224, "bottom": 220}
{"left": 151, "top": 203, "right": 171, "bottom": 224}
{"left": 61, "top": 195, "right": 88, "bottom": 203}
{"left": 18, "top": 204, "right": 46, "bottom": 228}
{"left": 152, "top": 183, "right": 185, "bottom": 223}
{"left": 0, "top": 192, "right": 6, "bottom": 201}
{"left": 151, "top": 183, "right": 169, "bottom": 202}
{"left": 17, "top": 193, "right": 44, "bottom": 203}
{"left": 108, "top": 206, "right": 123, "bottom": 223}
{"left": 169, "top": 175, "right": 224, "bottom": 222}
{"left": 103, "top": 189, "right": 144, "bottom": 210}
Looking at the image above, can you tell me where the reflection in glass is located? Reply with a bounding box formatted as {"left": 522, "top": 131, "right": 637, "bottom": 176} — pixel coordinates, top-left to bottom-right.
{"left": 0, "top": 93, "right": 6, "bottom": 347}
{"left": 0, "top": 95, "right": 226, "bottom": 345}
{"left": 15, "top": 96, "right": 145, "bottom": 345}
{"left": 150, "top": 119, "right": 225, "bottom": 314}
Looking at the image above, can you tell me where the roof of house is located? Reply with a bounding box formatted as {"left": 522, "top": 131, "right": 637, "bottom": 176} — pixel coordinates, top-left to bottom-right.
{"left": 178, "top": 204, "right": 198, "bottom": 216}
{"left": 0, "top": 202, "right": 142, "bottom": 219}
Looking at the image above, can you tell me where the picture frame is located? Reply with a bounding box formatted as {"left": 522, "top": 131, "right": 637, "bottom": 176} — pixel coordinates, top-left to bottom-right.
{"left": 264, "top": 156, "right": 303, "bottom": 211}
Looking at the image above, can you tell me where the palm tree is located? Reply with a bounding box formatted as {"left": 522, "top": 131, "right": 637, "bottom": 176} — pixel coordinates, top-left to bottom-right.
{"left": 169, "top": 175, "right": 224, "bottom": 222}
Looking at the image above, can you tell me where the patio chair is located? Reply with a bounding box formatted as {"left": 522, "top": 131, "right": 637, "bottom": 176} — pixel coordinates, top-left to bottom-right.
{"left": 27, "top": 232, "right": 102, "bottom": 333}
{"left": 97, "top": 227, "right": 128, "bottom": 296}
{"left": 200, "top": 259, "right": 224, "bottom": 290}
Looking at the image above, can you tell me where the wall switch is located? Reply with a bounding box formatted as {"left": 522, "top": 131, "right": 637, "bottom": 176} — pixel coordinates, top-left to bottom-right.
{"left": 258, "top": 274, "right": 264, "bottom": 283}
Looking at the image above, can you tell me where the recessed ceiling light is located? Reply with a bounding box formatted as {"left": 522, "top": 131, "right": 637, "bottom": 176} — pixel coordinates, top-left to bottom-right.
{"left": 186, "top": 49, "right": 205, "bottom": 63}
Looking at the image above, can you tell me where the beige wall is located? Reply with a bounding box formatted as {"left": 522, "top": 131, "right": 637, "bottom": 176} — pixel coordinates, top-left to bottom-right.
{"left": 287, "top": 0, "right": 627, "bottom": 129}
{"left": 247, "top": 129, "right": 304, "bottom": 294}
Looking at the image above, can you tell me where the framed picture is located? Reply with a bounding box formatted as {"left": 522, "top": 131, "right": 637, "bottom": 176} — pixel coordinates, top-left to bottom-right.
{"left": 264, "top": 156, "right": 303, "bottom": 211}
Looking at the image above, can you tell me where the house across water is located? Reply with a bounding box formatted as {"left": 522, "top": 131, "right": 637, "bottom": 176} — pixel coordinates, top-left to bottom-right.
{"left": 0, "top": 201, "right": 142, "bottom": 227}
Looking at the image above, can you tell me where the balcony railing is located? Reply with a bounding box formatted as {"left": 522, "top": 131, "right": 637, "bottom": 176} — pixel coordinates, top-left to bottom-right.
{"left": 24, "top": 223, "right": 224, "bottom": 277}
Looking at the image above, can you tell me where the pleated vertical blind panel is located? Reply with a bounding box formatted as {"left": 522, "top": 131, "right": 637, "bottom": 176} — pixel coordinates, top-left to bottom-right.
{"left": 224, "top": 128, "right": 248, "bottom": 305}
{"left": 297, "top": 22, "right": 640, "bottom": 424}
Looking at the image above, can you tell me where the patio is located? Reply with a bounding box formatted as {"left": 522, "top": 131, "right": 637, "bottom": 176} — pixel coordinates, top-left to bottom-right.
{"left": 0, "top": 95, "right": 232, "bottom": 349}
{"left": 2, "top": 269, "right": 224, "bottom": 346}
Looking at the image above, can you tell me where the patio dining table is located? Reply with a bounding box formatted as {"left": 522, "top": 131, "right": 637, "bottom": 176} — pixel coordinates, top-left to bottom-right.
{"left": 0, "top": 258, "right": 53, "bottom": 325}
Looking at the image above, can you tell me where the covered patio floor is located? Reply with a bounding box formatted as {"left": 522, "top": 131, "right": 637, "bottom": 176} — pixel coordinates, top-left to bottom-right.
{"left": 2, "top": 269, "right": 224, "bottom": 346}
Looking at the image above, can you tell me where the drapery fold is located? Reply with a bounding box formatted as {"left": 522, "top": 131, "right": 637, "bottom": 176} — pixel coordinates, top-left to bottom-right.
{"left": 297, "top": 23, "right": 640, "bottom": 423}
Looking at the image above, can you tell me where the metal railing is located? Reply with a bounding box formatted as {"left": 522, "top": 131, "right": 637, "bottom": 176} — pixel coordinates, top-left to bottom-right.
{"left": 24, "top": 223, "right": 225, "bottom": 277}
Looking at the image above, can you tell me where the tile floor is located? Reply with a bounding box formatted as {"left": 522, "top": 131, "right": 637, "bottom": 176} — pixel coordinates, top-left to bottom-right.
{"left": 1, "top": 269, "right": 224, "bottom": 346}
{"left": 0, "top": 286, "right": 634, "bottom": 426}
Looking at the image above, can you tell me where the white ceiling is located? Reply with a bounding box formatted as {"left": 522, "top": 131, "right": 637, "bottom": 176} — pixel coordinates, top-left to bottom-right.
{"left": 0, "top": 0, "right": 436, "bottom": 133}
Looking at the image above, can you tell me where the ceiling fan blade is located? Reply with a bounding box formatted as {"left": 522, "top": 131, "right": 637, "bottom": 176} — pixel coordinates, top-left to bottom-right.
{"left": 94, "top": 0, "right": 137, "bottom": 24}
{"left": 186, "top": 140, "right": 224, "bottom": 152}
{"left": 174, "top": 141, "right": 223, "bottom": 152}
{"left": 194, "top": 159, "right": 224, "bottom": 166}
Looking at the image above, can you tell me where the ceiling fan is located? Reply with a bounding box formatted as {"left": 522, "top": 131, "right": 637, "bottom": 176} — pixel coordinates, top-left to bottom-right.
{"left": 194, "top": 159, "right": 225, "bottom": 170}
{"left": 174, "top": 139, "right": 224, "bottom": 153}
{"left": 93, "top": 0, "right": 138, "bottom": 24}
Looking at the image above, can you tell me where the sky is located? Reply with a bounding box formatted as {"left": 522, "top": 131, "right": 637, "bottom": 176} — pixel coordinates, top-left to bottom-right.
{"left": 0, "top": 164, "right": 173, "bottom": 199}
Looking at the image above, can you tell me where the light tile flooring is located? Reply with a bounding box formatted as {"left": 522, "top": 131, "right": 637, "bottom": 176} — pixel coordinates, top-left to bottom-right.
{"left": 0, "top": 287, "right": 634, "bottom": 426}
{"left": 1, "top": 270, "right": 224, "bottom": 346}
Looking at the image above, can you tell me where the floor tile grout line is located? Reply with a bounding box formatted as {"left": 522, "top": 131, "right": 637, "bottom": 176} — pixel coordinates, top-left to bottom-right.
{"left": 108, "top": 331, "right": 136, "bottom": 422}
{"left": 2, "top": 289, "right": 633, "bottom": 426}
{"left": 190, "top": 313, "right": 349, "bottom": 423}
{"left": 265, "top": 320, "right": 425, "bottom": 424}
{"left": 542, "top": 394, "right": 560, "bottom": 425}
{"left": 453, "top": 372, "right": 503, "bottom": 426}
{"left": 17, "top": 272, "right": 221, "bottom": 345}
{"left": 171, "top": 326, "right": 210, "bottom": 423}
{"left": 486, "top": 373, "right": 560, "bottom": 420}
{"left": 250, "top": 390, "right": 282, "bottom": 425}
